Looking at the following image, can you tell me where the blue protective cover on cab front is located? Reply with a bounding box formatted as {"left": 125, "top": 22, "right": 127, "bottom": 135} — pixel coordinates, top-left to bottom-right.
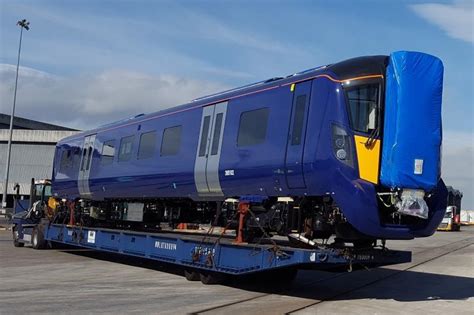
{"left": 380, "top": 51, "right": 443, "bottom": 191}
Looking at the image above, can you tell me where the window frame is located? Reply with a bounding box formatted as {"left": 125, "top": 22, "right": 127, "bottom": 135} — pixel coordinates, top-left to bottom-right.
{"left": 137, "top": 130, "right": 157, "bottom": 160}
{"left": 101, "top": 139, "right": 116, "bottom": 165}
{"left": 60, "top": 148, "right": 73, "bottom": 171}
{"left": 198, "top": 116, "right": 211, "bottom": 157}
{"left": 343, "top": 80, "right": 382, "bottom": 135}
{"left": 85, "top": 146, "right": 93, "bottom": 170}
{"left": 210, "top": 112, "right": 224, "bottom": 155}
{"left": 290, "top": 95, "right": 307, "bottom": 146}
{"left": 80, "top": 147, "right": 87, "bottom": 171}
{"left": 118, "top": 135, "right": 135, "bottom": 162}
{"left": 237, "top": 107, "right": 270, "bottom": 147}
{"left": 160, "top": 125, "right": 183, "bottom": 156}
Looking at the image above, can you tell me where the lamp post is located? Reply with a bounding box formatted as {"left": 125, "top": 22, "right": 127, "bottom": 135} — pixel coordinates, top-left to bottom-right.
{"left": 1, "top": 19, "right": 30, "bottom": 210}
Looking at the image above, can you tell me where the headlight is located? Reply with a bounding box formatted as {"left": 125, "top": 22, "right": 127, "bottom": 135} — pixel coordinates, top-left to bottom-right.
{"left": 336, "top": 149, "right": 347, "bottom": 160}
{"left": 335, "top": 137, "right": 345, "bottom": 148}
{"left": 332, "top": 124, "right": 354, "bottom": 168}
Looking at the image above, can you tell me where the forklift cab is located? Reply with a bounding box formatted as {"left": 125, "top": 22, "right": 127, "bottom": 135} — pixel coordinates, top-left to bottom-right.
{"left": 12, "top": 178, "right": 52, "bottom": 222}
{"left": 30, "top": 179, "right": 52, "bottom": 208}
{"left": 11, "top": 178, "right": 52, "bottom": 248}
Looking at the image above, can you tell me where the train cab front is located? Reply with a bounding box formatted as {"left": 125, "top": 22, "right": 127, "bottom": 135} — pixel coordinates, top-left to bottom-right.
{"left": 328, "top": 51, "right": 447, "bottom": 240}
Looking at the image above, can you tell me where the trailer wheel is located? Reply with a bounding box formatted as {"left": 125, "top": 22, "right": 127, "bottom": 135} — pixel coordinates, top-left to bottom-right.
{"left": 200, "top": 272, "right": 224, "bottom": 285}
{"left": 32, "top": 227, "right": 46, "bottom": 250}
{"left": 184, "top": 269, "right": 200, "bottom": 281}
{"left": 12, "top": 226, "right": 24, "bottom": 248}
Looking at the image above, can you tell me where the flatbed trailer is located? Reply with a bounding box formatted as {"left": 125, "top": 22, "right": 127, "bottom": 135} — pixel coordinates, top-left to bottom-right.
{"left": 12, "top": 219, "right": 411, "bottom": 284}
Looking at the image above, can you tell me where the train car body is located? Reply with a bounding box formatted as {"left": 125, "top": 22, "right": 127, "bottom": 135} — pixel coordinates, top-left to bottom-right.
{"left": 51, "top": 51, "right": 447, "bottom": 242}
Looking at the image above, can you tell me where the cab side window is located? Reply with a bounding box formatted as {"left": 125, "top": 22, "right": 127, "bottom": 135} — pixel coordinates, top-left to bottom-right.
{"left": 346, "top": 84, "right": 379, "bottom": 133}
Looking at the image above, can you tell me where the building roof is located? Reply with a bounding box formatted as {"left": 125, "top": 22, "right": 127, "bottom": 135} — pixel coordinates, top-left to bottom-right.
{"left": 0, "top": 129, "right": 80, "bottom": 144}
{"left": 0, "top": 113, "right": 78, "bottom": 131}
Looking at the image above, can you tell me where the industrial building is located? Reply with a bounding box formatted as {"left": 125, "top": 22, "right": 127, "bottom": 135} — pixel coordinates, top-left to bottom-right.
{"left": 0, "top": 114, "right": 79, "bottom": 210}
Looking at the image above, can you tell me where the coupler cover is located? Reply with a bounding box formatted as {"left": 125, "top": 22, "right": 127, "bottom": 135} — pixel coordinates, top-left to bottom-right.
{"left": 380, "top": 51, "right": 443, "bottom": 191}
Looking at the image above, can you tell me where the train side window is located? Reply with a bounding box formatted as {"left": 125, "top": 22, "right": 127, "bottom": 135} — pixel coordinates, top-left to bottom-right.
{"left": 118, "top": 135, "right": 134, "bottom": 162}
{"left": 291, "top": 95, "right": 306, "bottom": 145}
{"left": 60, "top": 149, "right": 72, "bottom": 171}
{"left": 346, "top": 84, "right": 379, "bottom": 133}
{"left": 161, "top": 125, "right": 182, "bottom": 156}
{"left": 73, "top": 148, "right": 81, "bottom": 168}
{"left": 101, "top": 140, "right": 116, "bottom": 165}
{"left": 210, "top": 113, "right": 224, "bottom": 155}
{"left": 85, "top": 146, "right": 93, "bottom": 170}
{"left": 80, "top": 148, "right": 87, "bottom": 171}
{"left": 237, "top": 108, "right": 269, "bottom": 147}
{"left": 198, "top": 116, "right": 211, "bottom": 157}
{"left": 138, "top": 131, "right": 157, "bottom": 160}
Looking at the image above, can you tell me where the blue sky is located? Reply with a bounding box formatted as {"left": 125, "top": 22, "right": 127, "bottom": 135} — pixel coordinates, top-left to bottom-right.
{"left": 0, "top": 0, "right": 473, "bottom": 207}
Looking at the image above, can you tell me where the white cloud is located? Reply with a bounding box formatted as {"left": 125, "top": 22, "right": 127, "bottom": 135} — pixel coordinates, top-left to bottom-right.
{"left": 0, "top": 64, "right": 56, "bottom": 81}
{"left": 442, "top": 130, "right": 474, "bottom": 209}
{"left": 410, "top": 1, "right": 474, "bottom": 43}
{"left": 177, "top": 9, "right": 290, "bottom": 54}
{"left": 0, "top": 64, "right": 227, "bottom": 130}
{"left": 1, "top": 2, "right": 304, "bottom": 79}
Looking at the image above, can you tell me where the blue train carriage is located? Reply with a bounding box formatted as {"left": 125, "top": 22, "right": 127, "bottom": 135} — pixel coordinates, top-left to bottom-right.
{"left": 47, "top": 50, "right": 447, "bottom": 248}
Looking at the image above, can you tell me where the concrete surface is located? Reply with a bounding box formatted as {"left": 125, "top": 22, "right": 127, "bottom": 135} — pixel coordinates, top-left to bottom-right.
{"left": 0, "top": 227, "right": 473, "bottom": 315}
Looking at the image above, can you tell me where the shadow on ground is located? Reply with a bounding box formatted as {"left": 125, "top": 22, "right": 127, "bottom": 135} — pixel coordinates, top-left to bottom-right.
{"left": 55, "top": 244, "right": 474, "bottom": 303}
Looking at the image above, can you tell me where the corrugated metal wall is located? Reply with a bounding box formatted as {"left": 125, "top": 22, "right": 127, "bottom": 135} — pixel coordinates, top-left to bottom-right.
{"left": 0, "top": 129, "right": 78, "bottom": 142}
{"left": 0, "top": 144, "right": 56, "bottom": 195}
{"left": 0, "top": 130, "right": 79, "bottom": 196}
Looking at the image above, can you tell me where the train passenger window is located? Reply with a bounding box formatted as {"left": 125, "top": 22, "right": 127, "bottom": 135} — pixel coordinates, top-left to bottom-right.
{"left": 101, "top": 140, "right": 116, "bottom": 165}
{"left": 161, "top": 125, "right": 182, "bottom": 156}
{"left": 291, "top": 95, "right": 306, "bottom": 145}
{"left": 118, "top": 136, "right": 135, "bottom": 162}
{"left": 60, "top": 149, "right": 72, "bottom": 171}
{"left": 73, "top": 148, "right": 81, "bottom": 168}
{"left": 198, "top": 116, "right": 211, "bottom": 157}
{"left": 211, "top": 113, "right": 223, "bottom": 155}
{"left": 237, "top": 108, "right": 269, "bottom": 147}
{"left": 138, "top": 131, "right": 157, "bottom": 159}
{"left": 346, "top": 84, "right": 379, "bottom": 133}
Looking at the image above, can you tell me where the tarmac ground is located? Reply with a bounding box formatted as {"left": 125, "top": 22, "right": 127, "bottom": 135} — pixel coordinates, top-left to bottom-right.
{"left": 0, "top": 225, "right": 473, "bottom": 315}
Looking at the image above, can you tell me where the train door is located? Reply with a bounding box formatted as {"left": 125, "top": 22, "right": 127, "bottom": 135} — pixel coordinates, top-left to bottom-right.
{"left": 194, "top": 102, "right": 228, "bottom": 197}
{"left": 285, "top": 81, "right": 312, "bottom": 189}
{"left": 78, "top": 134, "right": 96, "bottom": 197}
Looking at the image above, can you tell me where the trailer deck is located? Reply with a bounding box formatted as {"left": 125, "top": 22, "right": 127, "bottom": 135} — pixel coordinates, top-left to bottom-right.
{"left": 13, "top": 221, "right": 411, "bottom": 277}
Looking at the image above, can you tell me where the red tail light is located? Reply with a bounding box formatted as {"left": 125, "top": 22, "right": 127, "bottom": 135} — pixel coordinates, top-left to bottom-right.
{"left": 454, "top": 214, "right": 460, "bottom": 224}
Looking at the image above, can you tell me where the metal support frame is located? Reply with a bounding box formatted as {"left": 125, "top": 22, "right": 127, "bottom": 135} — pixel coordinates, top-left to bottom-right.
{"left": 9, "top": 220, "right": 412, "bottom": 275}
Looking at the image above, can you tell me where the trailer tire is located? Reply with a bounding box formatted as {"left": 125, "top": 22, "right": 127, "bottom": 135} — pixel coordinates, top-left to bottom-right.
{"left": 200, "top": 272, "right": 224, "bottom": 285}
{"left": 32, "top": 227, "right": 46, "bottom": 250}
{"left": 184, "top": 269, "right": 200, "bottom": 281}
{"left": 12, "top": 226, "right": 24, "bottom": 248}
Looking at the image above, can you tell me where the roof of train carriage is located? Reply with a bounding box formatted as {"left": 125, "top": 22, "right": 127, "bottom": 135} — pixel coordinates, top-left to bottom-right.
{"left": 61, "top": 55, "right": 388, "bottom": 142}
